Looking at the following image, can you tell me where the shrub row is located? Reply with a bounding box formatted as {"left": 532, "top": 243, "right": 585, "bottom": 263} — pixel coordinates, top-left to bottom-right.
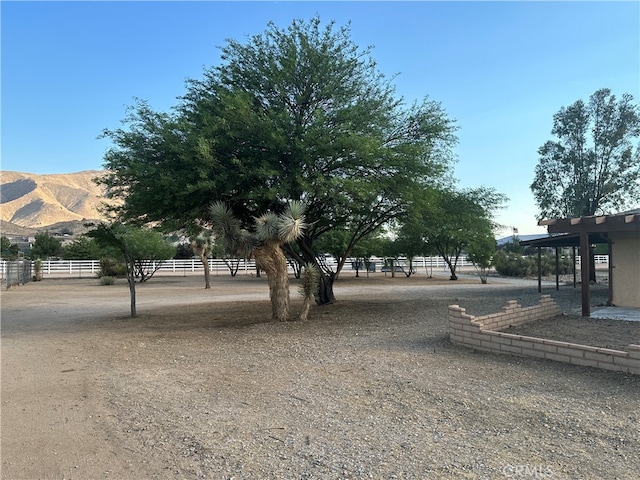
{"left": 492, "top": 251, "right": 573, "bottom": 277}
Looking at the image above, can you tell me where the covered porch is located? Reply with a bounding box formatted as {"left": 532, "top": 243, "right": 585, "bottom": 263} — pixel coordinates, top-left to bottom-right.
{"left": 521, "top": 210, "right": 640, "bottom": 318}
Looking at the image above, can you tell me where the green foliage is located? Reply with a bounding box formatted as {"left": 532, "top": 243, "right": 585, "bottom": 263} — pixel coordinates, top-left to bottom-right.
{"left": 100, "top": 276, "right": 116, "bottom": 286}
{"left": 1, "top": 236, "right": 11, "bottom": 253}
{"left": 30, "top": 231, "right": 62, "bottom": 259}
{"left": 32, "top": 259, "right": 43, "bottom": 281}
{"left": 210, "top": 201, "right": 308, "bottom": 321}
{"left": 299, "top": 262, "right": 320, "bottom": 299}
{"left": 88, "top": 223, "right": 176, "bottom": 282}
{"left": 531, "top": 88, "right": 640, "bottom": 219}
{"left": 466, "top": 235, "right": 496, "bottom": 284}
{"left": 1, "top": 236, "right": 19, "bottom": 259}
{"left": 492, "top": 250, "right": 573, "bottom": 277}
{"left": 502, "top": 236, "right": 524, "bottom": 254}
{"left": 98, "top": 16, "right": 457, "bottom": 303}
{"left": 174, "top": 243, "right": 195, "bottom": 259}
{"left": 210, "top": 201, "right": 307, "bottom": 255}
{"left": 88, "top": 223, "right": 176, "bottom": 318}
{"left": 62, "top": 237, "right": 104, "bottom": 259}
{"left": 299, "top": 262, "right": 320, "bottom": 321}
{"left": 98, "top": 256, "right": 127, "bottom": 278}
{"left": 401, "top": 187, "right": 506, "bottom": 280}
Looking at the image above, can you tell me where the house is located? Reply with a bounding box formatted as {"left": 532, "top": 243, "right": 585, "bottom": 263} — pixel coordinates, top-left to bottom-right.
{"left": 524, "top": 209, "right": 639, "bottom": 316}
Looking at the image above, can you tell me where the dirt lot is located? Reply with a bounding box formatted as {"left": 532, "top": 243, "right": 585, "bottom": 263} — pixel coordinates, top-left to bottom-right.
{"left": 1, "top": 273, "right": 639, "bottom": 479}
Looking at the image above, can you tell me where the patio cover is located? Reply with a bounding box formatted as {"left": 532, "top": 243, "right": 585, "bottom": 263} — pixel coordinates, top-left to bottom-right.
{"left": 527, "top": 210, "right": 640, "bottom": 317}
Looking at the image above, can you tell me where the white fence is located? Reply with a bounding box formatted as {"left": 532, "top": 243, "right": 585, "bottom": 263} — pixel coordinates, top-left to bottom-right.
{"left": 0, "top": 256, "right": 473, "bottom": 279}
{"left": 0, "top": 255, "right": 609, "bottom": 280}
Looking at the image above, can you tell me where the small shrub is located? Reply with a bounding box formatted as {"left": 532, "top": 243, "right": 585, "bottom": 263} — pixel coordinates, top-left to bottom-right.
{"left": 32, "top": 259, "right": 43, "bottom": 281}
{"left": 100, "top": 276, "right": 116, "bottom": 286}
{"left": 98, "top": 256, "right": 127, "bottom": 278}
{"left": 299, "top": 263, "right": 320, "bottom": 321}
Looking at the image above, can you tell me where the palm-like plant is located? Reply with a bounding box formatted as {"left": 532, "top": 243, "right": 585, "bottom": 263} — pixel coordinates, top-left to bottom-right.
{"left": 210, "top": 200, "right": 307, "bottom": 321}
{"left": 190, "top": 232, "right": 213, "bottom": 289}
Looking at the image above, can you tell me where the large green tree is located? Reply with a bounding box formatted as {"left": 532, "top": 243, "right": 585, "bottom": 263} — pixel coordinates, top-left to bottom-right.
{"left": 531, "top": 88, "right": 640, "bottom": 219}
{"left": 98, "top": 17, "right": 457, "bottom": 305}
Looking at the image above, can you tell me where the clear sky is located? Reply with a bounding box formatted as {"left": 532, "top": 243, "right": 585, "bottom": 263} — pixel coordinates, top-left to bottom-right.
{"left": 2, "top": 1, "right": 639, "bottom": 236}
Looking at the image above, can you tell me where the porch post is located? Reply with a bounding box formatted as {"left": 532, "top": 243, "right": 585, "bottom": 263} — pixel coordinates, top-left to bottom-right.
{"left": 580, "top": 231, "right": 591, "bottom": 317}
{"left": 572, "top": 246, "right": 577, "bottom": 288}
{"left": 537, "top": 246, "right": 542, "bottom": 293}
{"left": 607, "top": 237, "right": 613, "bottom": 306}
{"left": 555, "top": 246, "right": 559, "bottom": 291}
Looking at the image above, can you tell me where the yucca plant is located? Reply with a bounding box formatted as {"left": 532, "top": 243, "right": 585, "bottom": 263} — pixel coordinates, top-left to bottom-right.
{"left": 190, "top": 232, "right": 214, "bottom": 289}
{"left": 210, "top": 200, "right": 307, "bottom": 322}
{"left": 299, "top": 262, "right": 320, "bottom": 321}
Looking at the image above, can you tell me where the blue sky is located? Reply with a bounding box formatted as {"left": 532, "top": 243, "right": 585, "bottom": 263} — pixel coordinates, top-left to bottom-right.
{"left": 2, "top": 1, "right": 639, "bottom": 236}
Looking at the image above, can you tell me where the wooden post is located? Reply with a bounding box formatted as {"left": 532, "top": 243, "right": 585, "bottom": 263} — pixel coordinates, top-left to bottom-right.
{"left": 607, "top": 237, "right": 613, "bottom": 306}
{"left": 580, "top": 231, "right": 590, "bottom": 317}
{"left": 555, "top": 246, "right": 560, "bottom": 291}
{"left": 537, "top": 247, "right": 542, "bottom": 293}
{"left": 572, "top": 246, "right": 577, "bottom": 288}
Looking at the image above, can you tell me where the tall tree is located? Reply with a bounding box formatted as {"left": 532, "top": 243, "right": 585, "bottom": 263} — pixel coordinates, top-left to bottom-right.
{"left": 98, "top": 17, "right": 457, "bottom": 305}
{"left": 531, "top": 88, "right": 640, "bottom": 219}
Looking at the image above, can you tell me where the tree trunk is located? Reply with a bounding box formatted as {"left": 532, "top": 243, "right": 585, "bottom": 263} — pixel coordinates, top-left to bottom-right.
{"left": 291, "top": 237, "right": 337, "bottom": 306}
{"left": 254, "top": 244, "right": 290, "bottom": 322}
{"left": 317, "top": 273, "right": 336, "bottom": 305}
{"left": 443, "top": 256, "right": 457, "bottom": 280}
{"left": 198, "top": 251, "right": 211, "bottom": 289}
{"left": 589, "top": 246, "right": 597, "bottom": 283}
{"left": 126, "top": 264, "right": 137, "bottom": 318}
{"left": 191, "top": 242, "right": 211, "bottom": 289}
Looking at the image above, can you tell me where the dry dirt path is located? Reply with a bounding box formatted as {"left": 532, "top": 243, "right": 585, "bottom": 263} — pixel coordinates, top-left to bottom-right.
{"left": 1, "top": 274, "right": 638, "bottom": 479}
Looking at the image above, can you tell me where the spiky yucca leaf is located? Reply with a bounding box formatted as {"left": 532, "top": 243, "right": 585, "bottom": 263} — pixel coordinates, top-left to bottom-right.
{"left": 286, "top": 200, "right": 306, "bottom": 221}
{"left": 278, "top": 201, "right": 307, "bottom": 243}
{"left": 254, "top": 212, "right": 280, "bottom": 241}
{"left": 209, "top": 201, "right": 239, "bottom": 234}
{"left": 235, "top": 228, "right": 257, "bottom": 258}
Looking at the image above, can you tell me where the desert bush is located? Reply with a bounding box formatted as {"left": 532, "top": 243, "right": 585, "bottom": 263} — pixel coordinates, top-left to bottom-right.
{"left": 100, "top": 276, "right": 116, "bottom": 286}
{"left": 98, "top": 256, "right": 127, "bottom": 278}
{"left": 493, "top": 251, "right": 572, "bottom": 277}
{"left": 32, "top": 259, "right": 43, "bottom": 281}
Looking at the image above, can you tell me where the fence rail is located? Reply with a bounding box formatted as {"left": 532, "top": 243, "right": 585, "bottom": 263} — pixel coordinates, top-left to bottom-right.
{"left": 0, "top": 255, "right": 610, "bottom": 281}
{"left": 0, "top": 256, "right": 478, "bottom": 279}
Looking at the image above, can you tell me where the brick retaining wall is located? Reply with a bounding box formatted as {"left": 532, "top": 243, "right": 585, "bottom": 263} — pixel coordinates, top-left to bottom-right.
{"left": 449, "top": 295, "right": 640, "bottom": 376}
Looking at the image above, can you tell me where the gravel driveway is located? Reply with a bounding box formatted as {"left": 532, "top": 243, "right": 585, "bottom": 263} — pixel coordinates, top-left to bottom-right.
{"left": 2, "top": 274, "right": 638, "bottom": 479}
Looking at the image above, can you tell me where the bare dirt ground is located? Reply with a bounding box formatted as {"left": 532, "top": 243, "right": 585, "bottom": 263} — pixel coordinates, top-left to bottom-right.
{"left": 1, "top": 273, "right": 639, "bottom": 480}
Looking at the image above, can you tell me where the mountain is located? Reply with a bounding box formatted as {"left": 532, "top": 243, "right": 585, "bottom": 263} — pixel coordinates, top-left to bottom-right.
{"left": 1, "top": 170, "right": 114, "bottom": 229}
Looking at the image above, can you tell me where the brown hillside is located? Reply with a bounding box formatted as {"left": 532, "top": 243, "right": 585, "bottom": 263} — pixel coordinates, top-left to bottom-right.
{"left": 0, "top": 170, "right": 113, "bottom": 228}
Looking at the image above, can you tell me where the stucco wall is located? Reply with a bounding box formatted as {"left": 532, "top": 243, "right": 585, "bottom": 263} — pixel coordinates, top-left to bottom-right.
{"left": 610, "top": 232, "right": 640, "bottom": 308}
